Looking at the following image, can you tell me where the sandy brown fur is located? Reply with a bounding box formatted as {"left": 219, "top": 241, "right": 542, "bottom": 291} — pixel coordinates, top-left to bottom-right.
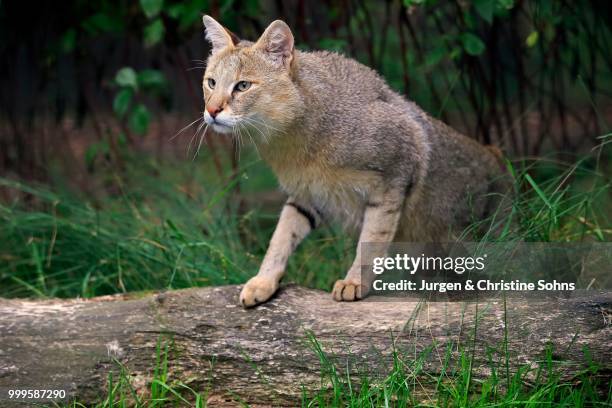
{"left": 200, "top": 17, "right": 510, "bottom": 306}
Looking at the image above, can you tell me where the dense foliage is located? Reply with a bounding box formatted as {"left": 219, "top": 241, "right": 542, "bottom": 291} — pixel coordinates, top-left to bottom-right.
{"left": 0, "top": 0, "right": 610, "bottom": 181}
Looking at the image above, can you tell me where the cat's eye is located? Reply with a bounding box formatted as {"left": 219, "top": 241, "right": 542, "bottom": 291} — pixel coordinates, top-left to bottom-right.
{"left": 207, "top": 78, "right": 216, "bottom": 89}
{"left": 234, "top": 81, "right": 251, "bottom": 92}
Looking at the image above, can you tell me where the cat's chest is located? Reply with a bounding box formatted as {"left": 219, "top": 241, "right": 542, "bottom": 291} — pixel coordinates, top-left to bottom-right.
{"left": 278, "top": 164, "right": 344, "bottom": 199}
{"left": 272, "top": 160, "right": 380, "bottom": 228}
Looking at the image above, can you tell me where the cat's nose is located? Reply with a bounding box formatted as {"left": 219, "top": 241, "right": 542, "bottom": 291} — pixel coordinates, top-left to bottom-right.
{"left": 206, "top": 105, "right": 223, "bottom": 118}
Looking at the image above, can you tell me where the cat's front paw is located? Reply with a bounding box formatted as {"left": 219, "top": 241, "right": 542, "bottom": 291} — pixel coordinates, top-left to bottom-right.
{"left": 239, "top": 276, "right": 278, "bottom": 308}
{"left": 332, "top": 279, "right": 368, "bottom": 301}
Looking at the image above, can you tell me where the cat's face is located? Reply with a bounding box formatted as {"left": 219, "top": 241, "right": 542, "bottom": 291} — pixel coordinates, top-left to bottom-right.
{"left": 202, "top": 17, "right": 302, "bottom": 140}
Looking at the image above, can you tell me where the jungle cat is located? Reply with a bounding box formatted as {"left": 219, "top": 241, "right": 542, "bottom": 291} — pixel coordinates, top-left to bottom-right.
{"left": 201, "top": 16, "right": 509, "bottom": 307}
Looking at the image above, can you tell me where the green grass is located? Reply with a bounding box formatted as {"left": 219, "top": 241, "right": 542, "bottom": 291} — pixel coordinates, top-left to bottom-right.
{"left": 48, "top": 331, "right": 610, "bottom": 407}
{"left": 1, "top": 139, "right": 610, "bottom": 407}
{"left": 302, "top": 332, "right": 609, "bottom": 407}
{"left": 0, "top": 153, "right": 353, "bottom": 298}
{"left": 56, "top": 336, "right": 210, "bottom": 408}
{"left": 1, "top": 145, "right": 609, "bottom": 298}
{"left": 462, "top": 148, "right": 611, "bottom": 242}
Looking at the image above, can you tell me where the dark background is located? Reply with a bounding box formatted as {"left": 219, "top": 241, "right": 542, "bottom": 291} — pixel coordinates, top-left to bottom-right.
{"left": 1, "top": 0, "right": 611, "bottom": 184}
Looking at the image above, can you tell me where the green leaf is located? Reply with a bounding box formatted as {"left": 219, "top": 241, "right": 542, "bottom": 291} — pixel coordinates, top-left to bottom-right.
{"left": 115, "top": 67, "right": 138, "bottom": 90}
{"left": 167, "top": 0, "right": 208, "bottom": 30}
{"left": 113, "top": 89, "right": 132, "bottom": 117}
{"left": 129, "top": 104, "right": 151, "bottom": 135}
{"left": 144, "top": 18, "right": 165, "bottom": 47}
{"left": 318, "top": 38, "right": 347, "bottom": 52}
{"left": 494, "top": 0, "right": 515, "bottom": 18}
{"left": 166, "top": 3, "right": 184, "bottom": 19}
{"left": 526, "top": 31, "right": 539, "bottom": 47}
{"left": 140, "top": 0, "right": 164, "bottom": 19}
{"left": 84, "top": 144, "right": 99, "bottom": 168}
{"left": 497, "top": 0, "right": 515, "bottom": 9}
{"left": 137, "top": 69, "right": 166, "bottom": 90}
{"left": 461, "top": 33, "right": 486, "bottom": 56}
{"left": 84, "top": 141, "right": 109, "bottom": 168}
{"left": 81, "top": 12, "right": 124, "bottom": 34}
{"left": 473, "top": 0, "right": 494, "bottom": 23}
{"left": 450, "top": 46, "right": 463, "bottom": 59}
{"left": 424, "top": 45, "right": 446, "bottom": 68}
{"left": 60, "top": 29, "right": 77, "bottom": 53}
{"left": 244, "top": 0, "right": 261, "bottom": 18}
{"left": 463, "top": 10, "right": 476, "bottom": 29}
{"left": 403, "top": 0, "right": 425, "bottom": 6}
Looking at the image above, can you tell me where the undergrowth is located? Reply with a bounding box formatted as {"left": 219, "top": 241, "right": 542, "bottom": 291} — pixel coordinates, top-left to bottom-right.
{"left": 1, "top": 143, "right": 609, "bottom": 299}
{"left": 0, "top": 138, "right": 610, "bottom": 407}
{"left": 50, "top": 332, "right": 610, "bottom": 407}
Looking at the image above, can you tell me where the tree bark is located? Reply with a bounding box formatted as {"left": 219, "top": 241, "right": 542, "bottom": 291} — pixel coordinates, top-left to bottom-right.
{"left": 0, "top": 285, "right": 610, "bottom": 407}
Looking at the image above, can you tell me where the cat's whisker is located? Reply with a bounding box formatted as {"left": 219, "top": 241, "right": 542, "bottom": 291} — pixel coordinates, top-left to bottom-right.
{"left": 170, "top": 116, "right": 203, "bottom": 141}
{"left": 242, "top": 122, "right": 262, "bottom": 158}
{"left": 187, "top": 120, "right": 206, "bottom": 158}
{"left": 241, "top": 117, "right": 268, "bottom": 143}
{"left": 246, "top": 116, "right": 283, "bottom": 134}
{"left": 249, "top": 117, "right": 285, "bottom": 143}
{"left": 232, "top": 124, "right": 243, "bottom": 161}
{"left": 193, "top": 123, "right": 209, "bottom": 160}
{"left": 237, "top": 125, "right": 245, "bottom": 161}
{"left": 242, "top": 117, "right": 276, "bottom": 144}
{"left": 260, "top": 121, "right": 283, "bottom": 134}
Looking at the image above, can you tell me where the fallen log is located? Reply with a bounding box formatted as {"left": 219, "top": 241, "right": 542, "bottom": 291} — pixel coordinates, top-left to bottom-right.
{"left": 0, "top": 285, "right": 610, "bottom": 406}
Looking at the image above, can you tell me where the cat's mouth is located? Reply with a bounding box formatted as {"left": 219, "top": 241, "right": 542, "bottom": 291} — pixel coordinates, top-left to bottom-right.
{"left": 210, "top": 122, "right": 233, "bottom": 134}
{"left": 203, "top": 112, "right": 234, "bottom": 134}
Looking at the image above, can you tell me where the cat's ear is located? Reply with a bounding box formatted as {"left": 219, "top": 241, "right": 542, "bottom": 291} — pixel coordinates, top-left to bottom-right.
{"left": 202, "top": 15, "right": 239, "bottom": 54}
{"left": 254, "top": 20, "right": 294, "bottom": 69}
